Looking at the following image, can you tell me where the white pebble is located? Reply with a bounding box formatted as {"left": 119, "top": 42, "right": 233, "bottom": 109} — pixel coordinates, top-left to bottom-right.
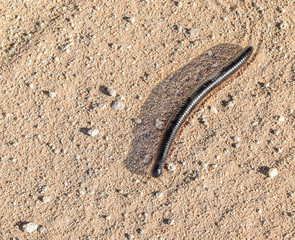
{"left": 268, "top": 168, "right": 278, "bottom": 178}
{"left": 87, "top": 129, "right": 99, "bottom": 137}
{"left": 155, "top": 118, "right": 164, "bottom": 130}
{"left": 228, "top": 102, "right": 234, "bottom": 107}
{"left": 38, "top": 225, "right": 45, "bottom": 233}
{"left": 207, "top": 50, "right": 213, "bottom": 57}
{"left": 126, "top": 234, "right": 134, "bottom": 239}
{"left": 48, "top": 92, "right": 56, "bottom": 98}
{"left": 167, "top": 162, "right": 176, "bottom": 172}
{"left": 232, "top": 142, "right": 241, "bottom": 148}
{"left": 123, "top": 16, "right": 135, "bottom": 23}
{"left": 252, "top": 121, "right": 259, "bottom": 126}
{"left": 273, "top": 129, "right": 280, "bottom": 136}
{"left": 22, "top": 222, "right": 38, "bottom": 233}
{"left": 79, "top": 190, "right": 85, "bottom": 195}
{"left": 234, "top": 136, "right": 241, "bottom": 142}
{"left": 210, "top": 107, "right": 218, "bottom": 114}
{"left": 117, "top": 95, "right": 125, "bottom": 100}
{"left": 133, "top": 118, "right": 142, "bottom": 124}
{"left": 98, "top": 103, "right": 106, "bottom": 109}
{"left": 111, "top": 101, "right": 125, "bottom": 111}
{"left": 155, "top": 191, "right": 163, "bottom": 198}
{"left": 278, "top": 116, "right": 285, "bottom": 122}
{"left": 107, "top": 87, "right": 116, "bottom": 97}
{"left": 41, "top": 196, "right": 50, "bottom": 203}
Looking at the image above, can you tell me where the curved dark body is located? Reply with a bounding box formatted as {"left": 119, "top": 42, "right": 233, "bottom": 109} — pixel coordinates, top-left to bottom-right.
{"left": 151, "top": 46, "right": 253, "bottom": 177}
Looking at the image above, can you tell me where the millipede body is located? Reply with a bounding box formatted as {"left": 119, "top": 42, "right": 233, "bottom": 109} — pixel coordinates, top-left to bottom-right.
{"left": 151, "top": 46, "right": 253, "bottom": 178}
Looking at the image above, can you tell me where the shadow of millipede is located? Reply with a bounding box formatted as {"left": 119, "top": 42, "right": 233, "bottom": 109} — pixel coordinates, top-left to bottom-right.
{"left": 124, "top": 43, "right": 243, "bottom": 175}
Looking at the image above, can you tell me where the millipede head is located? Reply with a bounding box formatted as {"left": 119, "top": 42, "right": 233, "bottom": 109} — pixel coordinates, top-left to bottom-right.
{"left": 151, "top": 165, "right": 162, "bottom": 178}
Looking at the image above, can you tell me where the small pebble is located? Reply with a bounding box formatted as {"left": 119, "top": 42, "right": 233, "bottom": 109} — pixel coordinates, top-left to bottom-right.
{"left": 233, "top": 136, "right": 241, "bottom": 142}
{"left": 107, "top": 87, "right": 116, "bottom": 97}
{"left": 155, "top": 119, "right": 164, "bottom": 130}
{"left": 268, "top": 168, "right": 278, "bottom": 178}
{"left": 278, "top": 116, "right": 285, "bottom": 122}
{"left": 252, "top": 121, "right": 259, "bottom": 126}
{"left": 155, "top": 191, "right": 163, "bottom": 198}
{"left": 125, "top": 233, "right": 134, "bottom": 239}
{"left": 273, "top": 129, "right": 280, "bottom": 136}
{"left": 137, "top": 228, "right": 144, "bottom": 234}
{"left": 207, "top": 50, "right": 213, "bottom": 57}
{"left": 38, "top": 225, "right": 45, "bottom": 233}
{"left": 174, "top": 1, "right": 182, "bottom": 7}
{"left": 187, "top": 28, "right": 197, "bottom": 37}
{"left": 199, "top": 161, "right": 208, "bottom": 169}
{"left": 79, "top": 190, "right": 85, "bottom": 195}
{"left": 22, "top": 222, "right": 38, "bottom": 233}
{"left": 228, "top": 102, "right": 234, "bottom": 107}
{"left": 133, "top": 118, "right": 142, "bottom": 124}
{"left": 41, "top": 196, "right": 50, "bottom": 203}
{"left": 232, "top": 142, "right": 241, "bottom": 148}
{"left": 164, "top": 218, "right": 175, "bottom": 225}
{"left": 117, "top": 95, "right": 125, "bottom": 100}
{"left": 48, "top": 92, "right": 56, "bottom": 98}
{"left": 123, "top": 16, "right": 135, "bottom": 23}
{"left": 89, "top": 190, "right": 95, "bottom": 195}
{"left": 210, "top": 107, "right": 218, "bottom": 114}
{"left": 221, "top": 16, "right": 228, "bottom": 21}
{"left": 87, "top": 129, "right": 99, "bottom": 137}
{"left": 136, "top": 95, "right": 142, "bottom": 100}
{"left": 167, "top": 162, "right": 176, "bottom": 172}
{"left": 275, "top": 147, "right": 282, "bottom": 153}
{"left": 98, "top": 103, "right": 106, "bottom": 109}
{"left": 111, "top": 101, "right": 125, "bottom": 111}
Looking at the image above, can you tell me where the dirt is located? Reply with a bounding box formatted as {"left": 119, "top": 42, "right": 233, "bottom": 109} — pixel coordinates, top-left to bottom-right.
{"left": 0, "top": 0, "right": 294, "bottom": 239}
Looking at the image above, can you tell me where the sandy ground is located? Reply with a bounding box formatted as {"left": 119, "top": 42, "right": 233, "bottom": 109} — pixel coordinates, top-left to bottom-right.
{"left": 0, "top": 0, "right": 294, "bottom": 239}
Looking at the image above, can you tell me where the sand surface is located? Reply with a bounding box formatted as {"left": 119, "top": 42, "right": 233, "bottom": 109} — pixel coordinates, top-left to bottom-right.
{"left": 0, "top": 0, "right": 294, "bottom": 239}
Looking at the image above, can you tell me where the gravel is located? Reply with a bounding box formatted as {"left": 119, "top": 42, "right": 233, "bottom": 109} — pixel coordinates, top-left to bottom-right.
{"left": 233, "top": 136, "right": 241, "bottom": 142}
{"left": 164, "top": 218, "right": 175, "bottom": 225}
{"left": 22, "top": 222, "right": 38, "bottom": 233}
{"left": 98, "top": 103, "right": 106, "bottom": 109}
{"left": 125, "top": 233, "right": 134, "bottom": 239}
{"left": 41, "top": 196, "right": 51, "bottom": 203}
{"left": 111, "top": 101, "right": 125, "bottom": 111}
{"left": 268, "top": 168, "right": 278, "bottom": 178}
{"left": 167, "top": 162, "right": 176, "bottom": 172}
{"left": 210, "top": 107, "right": 218, "bottom": 114}
{"left": 278, "top": 116, "right": 285, "bottom": 122}
{"left": 123, "top": 16, "right": 135, "bottom": 23}
{"left": 48, "top": 91, "right": 56, "bottom": 98}
{"left": 116, "top": 94, "right": 125, "bottom": 100}
{"left": 207, "top": 50, "right": 213, "bottom": 57}
{"left": 232, "top": 142, "right": 241, "bottom": 148}
{"left": 87, "top": 129, "right": 99, "bottom": 137}
{"left": 38, "top": 225, "right": 45, "bottom": 233}
{"left": 155, "top": 191, "right": 163, "bottom": 198}
{"left": 155, "top": 118, "right": 164, "bottom": 130}
{"left": 107, "top": 87, "right": 116, "bottom": 97}
{"left": 133, "top": 118, "right": 142, "bottom": 124}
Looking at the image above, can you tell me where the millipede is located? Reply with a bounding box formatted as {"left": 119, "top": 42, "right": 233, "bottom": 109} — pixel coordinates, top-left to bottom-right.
{"left": 151, "top": 46, "right": 253, "bottom": 177}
